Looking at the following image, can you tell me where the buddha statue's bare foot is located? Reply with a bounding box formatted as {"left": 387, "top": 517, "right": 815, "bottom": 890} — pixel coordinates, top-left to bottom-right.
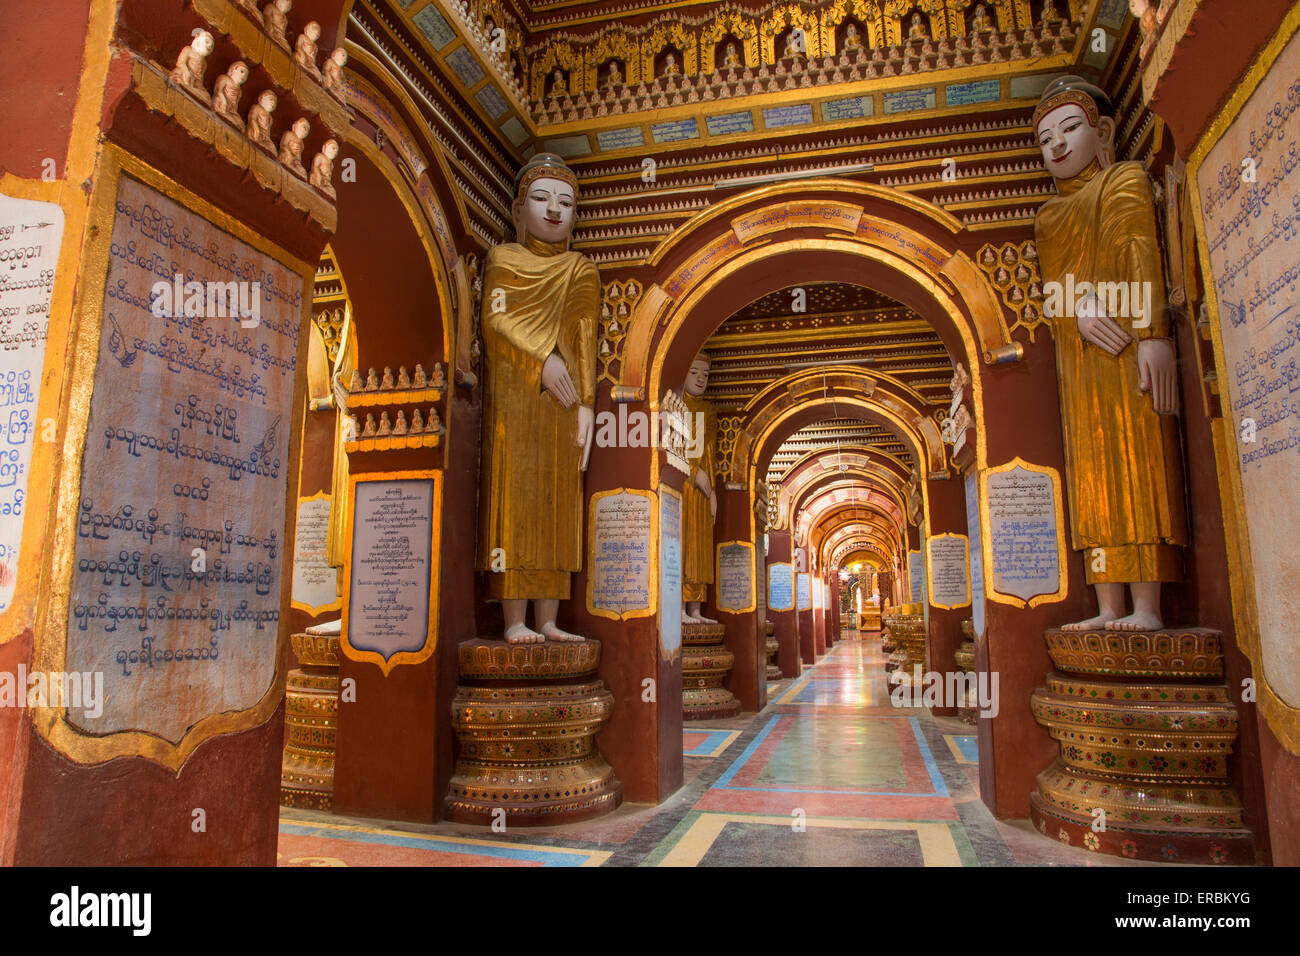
{"left": 1060, "top": 612, "right": 1118, "bottom": 631}
{"left": 540, "top": 621, "right": 585, "bottom": 642}
{"left": 306, "top": 618, "right": 341, "bottom": 635}
{"left": 1106, "top": 611, "right": 1162, "bottom": 631}
{"left": 681, "top": 609, "right": 695, "bottom": 625}
{"left": 695, "top": 614, "right": 718, "bottom": 624}
{"left": 504, "top": 621, "right": 545, "bottom": 644}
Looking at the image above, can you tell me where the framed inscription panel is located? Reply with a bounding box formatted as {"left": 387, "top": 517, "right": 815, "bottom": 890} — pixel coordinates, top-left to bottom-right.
{"left": 343, "top": 472, "right": 441, "bottom": 675}
{"left": 292, "top": 492, "right": 341, "bottom": 615}
{"left": 908, "top": 549, "right": 924, "bottom": 604}
{"left": 1189, "top": 6, "right": 1300, "bottom": 748}
{"left": 965, "top": 471, "right": 986, "bottom": 637}
{"left": 768, "top": 562, "right": 794, "bottom": 611}
{"left": 35, "top": 149, "right": 312, "bottom": 767}
{"left": 658, "top": 486, "right": 682, "bottom": 656}
{"left": 927, "top": 533, "right": 970, "bottom": 610}
{"left": 980, "top": 458, "right": 1068, "bottom": 609}
{"left": 587, "top": 488, "right": 656, "bottom": 621}
{"left": 715, "top": 540, "right": 756, "bottom": 613}
{"left": 796, "top": 572, "right": 812, "bottom": 611}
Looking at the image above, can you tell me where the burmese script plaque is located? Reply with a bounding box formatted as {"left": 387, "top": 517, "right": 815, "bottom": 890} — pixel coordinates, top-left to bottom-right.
{"left": 1196, "top": 27, "right": 1300, "bottom": 708}
{"left": 292, "top": 494, "right": 339, "bottom": 614}
{"left": 0, "top": 194, "right": 63, "bottom": 612}
{"left": 908, "top": 550, "right": 924, "bottom": 604}
{"left": 927, "top": 533, "right": 970, "bottom": 610}
{"left": 984, "top": 461, "right": 1064, "bottom": 605}
{"left": 659, "top": 487, "right": 682, "bottom": 654}
{"left": 796, "top": 572, "right": 811, "bottom": 611}
{"left": 768, "top": 562, "right": 794, "bottom": 611}
{"left": 588, "top": 488, "right": 654, "bottom": 619}
{"left": 347, "top": 478, "right": 435, "bottom": 662}
{"left": 716, "top": 540, "right": 755, "bottom": 613}
{"left": 67, "top": 175, "right": 302, "bottom": 740}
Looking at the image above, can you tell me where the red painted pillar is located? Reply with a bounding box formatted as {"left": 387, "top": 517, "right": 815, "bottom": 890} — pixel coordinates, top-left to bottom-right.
{"left": 707, "top": 487, "right": 763, "bottom": 712}
{"left": 767, "top": 531, "right": 801, "bottom": 679}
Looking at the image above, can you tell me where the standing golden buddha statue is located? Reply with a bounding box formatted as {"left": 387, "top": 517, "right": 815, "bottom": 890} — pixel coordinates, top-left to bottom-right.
{"left": 1033, "top": 76, "right": 1186, "bottom": 631}
{"left": 476, "top": 153, "right": 599, "bottom": 644}
{"left": 681, "top": 352, "right": 719, "bottom": 624}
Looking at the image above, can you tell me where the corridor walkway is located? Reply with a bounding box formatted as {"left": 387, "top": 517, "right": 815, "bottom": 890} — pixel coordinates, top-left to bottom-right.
{"left": 277, "top": 631, "right": 1157, "bottom": 866}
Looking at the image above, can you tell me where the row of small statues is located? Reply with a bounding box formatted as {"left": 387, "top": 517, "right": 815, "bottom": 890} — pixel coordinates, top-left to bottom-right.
{"left": 348, "top": 364, "right": 446, "bottom": 392}
{"left": 168, "top": 13, "right": 345, "bottom": 194}
{"left": 233, "top": 0, "right": 349, "bottom": 85}
{"left": 355, "top": 408, "right": 443, "bottom": 438}
{"left": 548, "top": 2, "right": 1065, "bottom": 93}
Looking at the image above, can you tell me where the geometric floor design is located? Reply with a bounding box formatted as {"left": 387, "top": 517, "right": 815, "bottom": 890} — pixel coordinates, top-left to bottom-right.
{"left": 278, "top": 631, "right": 1165, "bottom": 866}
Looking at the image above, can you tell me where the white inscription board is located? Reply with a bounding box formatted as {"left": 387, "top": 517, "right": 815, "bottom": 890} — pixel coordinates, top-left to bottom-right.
{"left": 589, "top": 489, "right": 653, "bottom": 619}
{"left": 985, "top": 464, "right": 1063, "bottom": 604}
{"left": 347, "top": 479, "right": 435, "bottom": 660}
{"left": 67, "top": 175, "right": 301, "bottom": 740}
{"left": 0, "top": 194, "right": 62, "bottom": 611}
{"left": 292, "top": 495, "right": 339, "bottom": 613}
{"left": 1197, "top": 26, "right": 1300, "bottom": 708}
{"left": 927, "top": 534, "right": 970, "bottom": 610}
{"left": 716, "top": 540, "right": 755, "bottom": 612}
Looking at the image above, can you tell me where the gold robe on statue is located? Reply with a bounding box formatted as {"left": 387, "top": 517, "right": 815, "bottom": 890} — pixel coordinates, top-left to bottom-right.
{"left": 476, "top": 235, "right": 599, "bottom": 599}
{"left": 682, "top": 391, "right": 718, "bottom": 602}
{"left": 1035, "top": 160, "right": 1187, "bottom": 583}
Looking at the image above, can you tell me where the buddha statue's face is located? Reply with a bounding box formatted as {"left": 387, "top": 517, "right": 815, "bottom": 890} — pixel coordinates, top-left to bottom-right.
{"left": 515, "top": 175, "right": 576, "bottom": 244}
{"left": 684, "top": 358, "right": 710, "bottom": 396}
{"left": 1129, "top": 0, "right": 1150, "bottom": 14}
{"left": 1036, "top": 102, "right": 1114, "bottom": 180}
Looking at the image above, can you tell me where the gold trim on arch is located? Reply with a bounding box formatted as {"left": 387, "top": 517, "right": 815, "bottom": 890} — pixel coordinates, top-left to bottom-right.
{"left": 31, "top": 145, "right": 314, "bottom": 770}
{"left": 1184, "top": 0, "right": 1300, "bottom": 753}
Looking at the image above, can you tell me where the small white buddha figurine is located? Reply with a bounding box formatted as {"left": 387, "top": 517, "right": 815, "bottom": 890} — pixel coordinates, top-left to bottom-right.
{"left": 430, "top": 362, "right": 446, "bottom": 388}
{"left": 393, "top": 410, "right": 408, "bottom": 436}
{"left": 970, "top": 3, "right": 994, "bottom": 34}
{"left": 661, "top": 52, "right": 681, "bottom": 76}
{"left": 362, "top": 413, "right": 377, "bottom": 436}
{"left": 908, "top": 12, "right": 930, "bottom": 40}
{"left": 380, "top": 366, "right": 395, "bottom": 389}
{"left": 170, "top": 29, "right": 215, "bottom": 103}
{"left": 413, "top": 363, "right": 428, "bottom": 387}
{"left": 309, "top": 139, "right": 339, "bottom": 197}
{"left": 365, "top": 367, "right": 380, "bottom": 390}
{"left": 603, "top": 61, "right": 623, "bottom": 88}
{"left": 294, "top": 21, "right": 322, "bottom": 78}
{"left": 278, "top": 116, "right": 310, "bottom": 177}
{"left": 842, "top": 23, "right": 864, "bottom": 52}
{"left": 411, "top": 408, "right": 425, "bottom": 432}
{"left": 397, "top": 366, "right": 411, "bottom": 388}
{"left": 722, "top": 41, "right": 742, "bottom": 68}
{"left": 378, "top": 411, "right": 392, "bottom": 435}
{"left": 263, "top": 0, "right": 292, "bottom": 48}
{"left": 426, "top": 406, "right": 441, "bottom": 431}
{"left": 212, "top": 61, "right": 249, "bottom": 125}
{"left": 549, "top": 67, "right": 567, "bottom": 96}
{"left": 1131, "top": 0, "right": 1159, "bottom": 53}
{"left": 349, "top": 369, "right": 365, "bottom": 392}
{"left": 322, "top": 47, "right": 348, "bottom": 95}
{"left": 245, "top": 89, "right": 278, "bottom": 150}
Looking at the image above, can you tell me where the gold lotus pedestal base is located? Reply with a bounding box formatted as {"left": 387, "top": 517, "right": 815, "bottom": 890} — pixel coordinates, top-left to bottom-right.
{"left": 280, "top": 630, "right": 341, "bottom": 811}
{"left": 683, "top": 621, "right": 741, "bottom": 720}
{"left": 1029, "top": 628, "right": 1253, "bottom": 864}
{"left": 448, "top": 638, "right": 622, "bottom": 827}
{"left": 882, "top": 610, "right": 925, "bottom": 689}
{"left": 764, "top": 619, "right": 781, "bottom": 681}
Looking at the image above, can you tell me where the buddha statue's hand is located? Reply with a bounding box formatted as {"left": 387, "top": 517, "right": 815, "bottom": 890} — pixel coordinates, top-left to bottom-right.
{"left": 1137, "top": 338, "right": 1178, "bottom": 414}
{"left": 709, "top": 490, "right": 718, "bottom": 518}
{"left": 1076, "top": 293, "right": 1132, "bottom": 355}
{"left": 577, "top": 405, "right": 595, "bottom": 471}
{"left": 541, "top": 352, "right": 578, "bottom": 407}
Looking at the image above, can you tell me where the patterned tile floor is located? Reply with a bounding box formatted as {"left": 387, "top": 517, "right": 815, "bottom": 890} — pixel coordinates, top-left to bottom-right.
{"left": 278, "top": 631, "right": 1165, "bottom": 867}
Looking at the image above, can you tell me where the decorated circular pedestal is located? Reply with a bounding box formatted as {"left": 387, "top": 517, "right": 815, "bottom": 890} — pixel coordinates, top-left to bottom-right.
{"left": 764, "top": 619, "right": 781, "bottom": 681}
{"left": 882, "top": 611, "right": 925, "bottom": 688}
{"left": 682, "top": 621, "right": 741, "bottom": 719}
{"left": 1029, "top": 628, "right": 1253, "bottom": 864}
{"left": 447, "top": 638, "right": 622, "bottom": 826}
{"left": 281, "top": 630, "right": 341, "bottom": 811}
